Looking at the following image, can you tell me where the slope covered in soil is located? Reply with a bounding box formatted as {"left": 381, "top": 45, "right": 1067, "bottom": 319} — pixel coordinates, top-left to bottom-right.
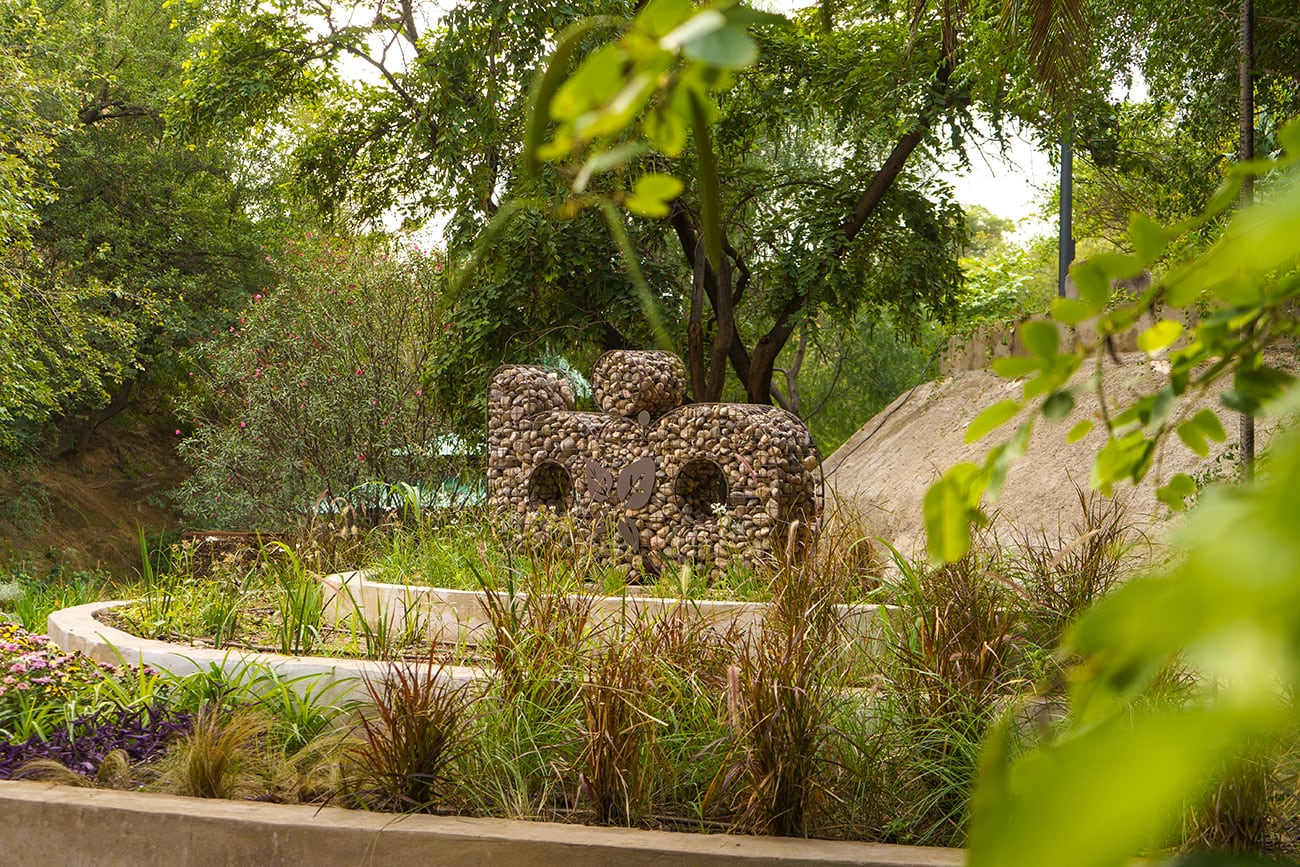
{"left": 823, "top": 351, "right": 1291, "bottom": 559}
{"left": 0, "top": 419, "right": 186, "bottom": 576}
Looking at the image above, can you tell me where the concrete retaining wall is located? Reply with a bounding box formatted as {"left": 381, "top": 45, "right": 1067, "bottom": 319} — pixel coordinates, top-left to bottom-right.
{"left": 45, "top": 600, "right": 481, "bottom": 703}
{"left": 0, "top": 781, "right": 965, "bottom": 867}
{"left": 320, "top": 571, "right": 889, "bottom": 649}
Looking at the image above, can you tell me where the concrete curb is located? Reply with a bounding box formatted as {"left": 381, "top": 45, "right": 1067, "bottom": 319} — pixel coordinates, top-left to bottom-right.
{"left": 0, "top": 781, "right": 966, "bottom": 867}
{"left": 320, "top": 570, "right": 889, "bottom": 648}
{"left": 45, "top": 601, "right": 482, "bottom": 703}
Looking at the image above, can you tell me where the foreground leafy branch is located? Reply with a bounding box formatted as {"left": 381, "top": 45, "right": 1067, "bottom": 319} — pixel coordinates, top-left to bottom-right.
{"left": 925, "top": 119, "right": 1300, "bottom": 564}
{"left": 934, "top": 119, "right": 1300, "bottom": 866}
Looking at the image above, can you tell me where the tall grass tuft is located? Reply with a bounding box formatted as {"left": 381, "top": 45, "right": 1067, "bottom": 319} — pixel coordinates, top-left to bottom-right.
{"left": 343, "top": 656, "right": 471, "bottom": 813}
{"left": 1007, "top": 486, "right": 1139, "bottom": 649}
{"left": 269, "top": 542, "right": 324, "bottom": 656}
{"left": 577, "top": 633, "right": 657, "bottom": 825}
{"left": 155, "top": 705, "right": 269, "bottom": 799}
{"left": 711, "top": 550, "right": 844, "bottom": 837}
{"left": 866, "top": 537, "right": 1022, "bottom": 845}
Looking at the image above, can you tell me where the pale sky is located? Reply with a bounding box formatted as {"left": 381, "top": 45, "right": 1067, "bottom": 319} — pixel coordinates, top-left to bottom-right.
{"left": 939, "top": 125, "right": 1057, "bottom": 239}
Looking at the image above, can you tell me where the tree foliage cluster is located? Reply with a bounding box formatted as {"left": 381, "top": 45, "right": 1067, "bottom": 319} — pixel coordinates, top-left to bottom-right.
{"left": 0, "top": 0, "right": 274, "bottom": 459}
{"left": 171, "top": 0, "right": 1037, "bottom": 428}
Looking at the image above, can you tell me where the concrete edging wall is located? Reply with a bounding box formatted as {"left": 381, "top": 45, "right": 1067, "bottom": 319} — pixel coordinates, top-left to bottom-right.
{"left": 0, "top": 780, "right": 965, "bottom": 867}
{"left": 319, "top": 570, "right": 889, "bottom": 648}
{"left": 45, "top": 600, "right": 481, "bottom": 703}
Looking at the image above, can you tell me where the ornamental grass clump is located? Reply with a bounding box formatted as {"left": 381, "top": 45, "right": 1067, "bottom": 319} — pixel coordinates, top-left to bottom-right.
{"left": 343, "top": 657, "right": 472, "bottom": 813}
{"left": 1006, "top": 486, "right": 1140, "bottom": 649}
{"left": 868, "top": 539, "right": 1024, "bottom": 846}
{"left": 709, "top": 558, "right": 844, "bottom": 837}
{"left": 155, "top": 705, "right": 272, "bottom": 800}
{"left": 576, "top": 634, "right": 657, "bottom": 825}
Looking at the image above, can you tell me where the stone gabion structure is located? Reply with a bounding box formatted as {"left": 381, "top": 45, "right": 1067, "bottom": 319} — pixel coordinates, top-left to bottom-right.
{"left": 487, "top": 350, "right": 822, "bottom": 575}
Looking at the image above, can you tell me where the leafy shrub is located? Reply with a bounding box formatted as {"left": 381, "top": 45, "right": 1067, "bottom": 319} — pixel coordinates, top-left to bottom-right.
{"left": 175, "top": 231, "right": 467, "bottom": 528}
{"left": 956, "top": 238, "right": 1056, "bottom": 332}
{"left": 0, "top": 703, "right": 192, "bottom": 780}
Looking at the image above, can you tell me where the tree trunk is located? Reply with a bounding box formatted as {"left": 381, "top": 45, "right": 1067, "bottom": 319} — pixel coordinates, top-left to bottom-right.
{"left": 668, "top": 59, "right": 951, "bottom": 407}
{"left": 1239, "top": 0, "right": 1255, "bottom": 480}
{"left": 668, "top": 200, "right": 752, "bottom": 400}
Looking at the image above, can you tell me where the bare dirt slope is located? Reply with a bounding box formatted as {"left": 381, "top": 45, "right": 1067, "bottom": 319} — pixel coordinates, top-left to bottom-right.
{"left": 824, "top": 350, "right": 1292, "bottom": 560}
{"left": 0, "top": 419, "right": 187, "bottom": 576}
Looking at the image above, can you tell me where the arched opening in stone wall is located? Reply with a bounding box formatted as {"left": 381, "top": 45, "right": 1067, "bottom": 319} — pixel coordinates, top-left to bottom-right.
{"left": 528, "top": 461, "right": 574, "bottom": 514}
{"left": 674, "top": 458, "right": 728, "bottom": 521}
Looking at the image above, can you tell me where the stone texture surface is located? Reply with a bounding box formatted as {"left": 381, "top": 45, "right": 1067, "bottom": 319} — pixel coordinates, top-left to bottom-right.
{"left": 487, "top": 351, "right": 822, "bottom": 575}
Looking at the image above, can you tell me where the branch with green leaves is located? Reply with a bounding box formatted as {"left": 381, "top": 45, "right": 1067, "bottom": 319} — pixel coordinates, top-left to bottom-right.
{"left": 524, "top": 0, "right": 784, "bottom": 229}
{"left": 925, "top": 118, "right": 1300, "bottom": 564}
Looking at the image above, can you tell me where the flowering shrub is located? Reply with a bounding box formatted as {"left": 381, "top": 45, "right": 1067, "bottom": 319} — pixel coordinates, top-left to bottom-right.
{"left": 175, "top": 232, "right": 469, "bottom": 527}
{"left": 0, "top": 622, "right": 120, "bottom": 730}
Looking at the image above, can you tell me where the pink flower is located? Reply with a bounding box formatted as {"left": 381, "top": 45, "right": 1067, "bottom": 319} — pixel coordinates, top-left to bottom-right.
{"left": 254, "top": 293, "right": 262, "bottom": 301}
{"left": 239, "top": 422, "right": 247, "bottom": 429}
{"left": 357, "top": 454, "right": 366, "bottom": 462}
{"left": 371, "top": 399, "right": 378, "bottom": 406}
{"left": 355, "top": 369, "right": 363, "bottom": 376}
{"left": 174, "top": 429, "right": 181, "bottom": 436}
{"left": 415, "top": 390, "right": 422, "bottom": 397}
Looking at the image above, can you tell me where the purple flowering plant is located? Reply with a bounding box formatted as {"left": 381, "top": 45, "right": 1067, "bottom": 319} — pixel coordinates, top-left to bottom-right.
{"left": 0, "top": 621, "right": 156, "bottom": 743}
{"left": 0, "top": 702, "right": 193, "bottom": 780}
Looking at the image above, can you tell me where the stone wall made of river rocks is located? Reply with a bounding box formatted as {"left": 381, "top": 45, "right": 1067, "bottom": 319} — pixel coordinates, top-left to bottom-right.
{"left": 486, "top": 350, "right": 822, "bottom": 577}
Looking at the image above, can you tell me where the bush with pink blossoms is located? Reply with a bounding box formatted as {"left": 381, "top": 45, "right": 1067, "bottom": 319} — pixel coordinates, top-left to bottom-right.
{"left": 175, "top": 232, "right": 471, "bottom": 527}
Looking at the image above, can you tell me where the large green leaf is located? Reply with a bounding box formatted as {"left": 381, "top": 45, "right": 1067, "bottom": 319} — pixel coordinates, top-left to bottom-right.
{"left": 965, "top": 398, "right": 1021, "bottom": 443}
{"left": 924, "top": 462, "right": 987, "bottom": 563}
{"left": 624, "top": 172, "right": 684, "bottom": 218}
{"left": 970, "top": 707, "right": 1261, "bottom": 867}
{"left": 1020, "top": 319, "right": 1060, "bottom": 358}
{"left": 1136, "top": 320, "right": 1182, "bottom": 355}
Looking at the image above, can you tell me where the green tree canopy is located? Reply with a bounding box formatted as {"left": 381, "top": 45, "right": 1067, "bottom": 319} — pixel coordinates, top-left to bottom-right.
{"left": 170, "top": 0, "right": 1103, "bottom": 428}
{"left": 0, "top": 0, "right": 280, "bottom": 456}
